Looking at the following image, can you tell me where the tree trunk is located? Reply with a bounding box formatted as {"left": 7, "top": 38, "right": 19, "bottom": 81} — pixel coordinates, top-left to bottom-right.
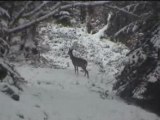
{"left": 80, "top": 6, "right": 87, "bottom": 23}
{"left": 86, "top": 5, "right": 94, "bottom": 34}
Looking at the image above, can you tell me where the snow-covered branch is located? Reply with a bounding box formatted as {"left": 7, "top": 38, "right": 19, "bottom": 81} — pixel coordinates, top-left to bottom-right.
{"left": 122, "top": 2, "right": 147, "bottom": 13}
{"left": 0, "top": 37, "right": 10, "bottom": 48}
{"left": 32, "top": 2, "right": 61, "bottom": 18}
{"left": 0, "top": 6, "right": 10, "bottom": 18}
{"left": 22, "top": 1, "right": 50, "bottom": 17}
{"left": 6, "top": 1, "right": 142, "bottom": 34}
{"left": 0, "top": 58, "right": 26, "bottom": 90}
{"left": 104, "top": 4, "right": 140, "bottom": 18}
{"left": 93, "top": 12, "right": 112, "bottom": 41}
{"left": 114, "top": 20, "right": 138, "bottom": 37}
{"left": 10, "top": 1, "right": 32, "bottom": 26}
{"left": 6, "top": 1, "right": 110, "bottom": 34}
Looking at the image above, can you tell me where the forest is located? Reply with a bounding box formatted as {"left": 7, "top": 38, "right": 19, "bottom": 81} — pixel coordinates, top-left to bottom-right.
{"left": 0, "top": 1, "right": 160, "bottom": 120}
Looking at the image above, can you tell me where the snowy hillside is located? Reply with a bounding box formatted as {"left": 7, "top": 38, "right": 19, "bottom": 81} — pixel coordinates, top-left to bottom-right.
{"left": 0, "top": 23, "right": 159, "bottom": 120}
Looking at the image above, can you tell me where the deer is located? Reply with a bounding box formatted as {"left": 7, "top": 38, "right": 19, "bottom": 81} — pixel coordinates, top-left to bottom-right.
{"left": 68, "top": 48, "right": 89, "bottom": 78}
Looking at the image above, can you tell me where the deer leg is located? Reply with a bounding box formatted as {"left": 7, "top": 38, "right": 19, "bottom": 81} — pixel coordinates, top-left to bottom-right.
{"left": 82, "top": 67, "right": 89, "bottom": 78}
{"left": 82, "top": 67, "right": 86, "bottom": 76}
{"left": 74, "top": 66, "right": 76, "bottom": 74}
{"left": 76, "top": 66, "right": 79, "bottom": 75}
{"left": 86, "top": 70, "right": 89, "bottom": 78}
{"left": 85, "top": 68, "right": 89, "bottom": 78}
{"left": 85, "top": 70, "right": 89, "bottom": 78}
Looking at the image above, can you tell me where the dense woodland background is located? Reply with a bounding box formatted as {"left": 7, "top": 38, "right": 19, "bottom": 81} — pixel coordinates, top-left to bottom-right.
{"left": 0, "top": 1, "right": 160, "bottom": 116}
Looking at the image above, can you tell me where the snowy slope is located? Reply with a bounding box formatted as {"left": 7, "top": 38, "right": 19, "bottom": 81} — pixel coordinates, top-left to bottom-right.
{"left": 0, "top": 64, "right": 159, "bottom": 120}
{"left": 0, "top": 23, "right": 159, "bottom": 120}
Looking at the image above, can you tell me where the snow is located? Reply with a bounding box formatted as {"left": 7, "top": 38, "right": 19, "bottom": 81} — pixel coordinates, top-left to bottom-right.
{"left": 0, "top": 23, "right": 160, "bottom": 120}
{"left": 145, "top": 26, "right": 160, "bottom": 83}
{"left": 147, "top": 63, "right": 160, "bottom": 83}
{"left": 0, "top": 64, "right": 159, "bottom": 120}
{"left": 132, "top": 24, "right": 138, "bottom": 32}
{"left": 59, "top": 11, "right": 70, "bottom": 16}
{"left": 151, "top": 26, "right": 160, "bottom": 49}
{"left": 0, "top": 19, "right": 8, "bottom": 28}
{"left": 93, "top": 12, "right": 112, "bottom": 41}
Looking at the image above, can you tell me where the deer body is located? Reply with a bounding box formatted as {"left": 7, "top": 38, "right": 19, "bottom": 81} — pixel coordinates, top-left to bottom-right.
{"left": 68, "top": 49, "right": 89, "bottom": 78}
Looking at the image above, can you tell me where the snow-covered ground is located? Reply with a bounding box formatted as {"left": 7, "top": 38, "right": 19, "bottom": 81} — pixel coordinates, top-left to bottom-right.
{"left": 0, "top": 23, "right": 159, "bottom": 120}
{"left": 39, "top": 22, "right": 129, "bottom": 93}
{"left": 0, "top": 64, "right": 159, "bottom": 120}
